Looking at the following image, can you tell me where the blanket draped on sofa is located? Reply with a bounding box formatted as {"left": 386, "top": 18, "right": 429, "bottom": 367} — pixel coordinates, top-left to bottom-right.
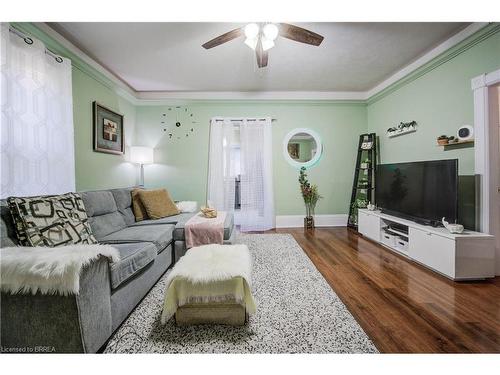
{"left": 0, "top": 245, "right": 119, "bottom": 296}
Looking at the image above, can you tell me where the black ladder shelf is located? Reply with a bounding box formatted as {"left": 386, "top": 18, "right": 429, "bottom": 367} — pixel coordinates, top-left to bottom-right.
{"left": 347, "top": 133, "right": 377, "bottom": 230}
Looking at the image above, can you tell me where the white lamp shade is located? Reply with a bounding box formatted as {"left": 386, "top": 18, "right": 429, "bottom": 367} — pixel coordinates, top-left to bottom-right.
{"left": 261, "top": 37, "right": 275, "bottom": 51}
{"left": 129, "top": 146, "right": 154, "bottom": 164}
{"left": 263, "top": 23, "right": 279, "bottom": 41}
{"left": 244, "top": 23, "right": 259, "bottom": 39}
{"left": 244, "top": 37, "right": 258, "bottom": 50}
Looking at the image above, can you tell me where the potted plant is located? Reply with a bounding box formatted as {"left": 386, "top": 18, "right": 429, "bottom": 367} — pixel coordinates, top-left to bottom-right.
{"left": 360, "top": 157, "right": 371, "bottom": 169}
{"left": 387, "top": 127, "right": 397, "bottom": 136}
{"left": 348, "top": 198, "right": 368, "bottom": 226}
{"left": 448, "top": 136, "right": 458, "bottom": 143}
{"left": 437, "top": 135, "right": 449, "bottom": 145}
{"left": 358, "top": 178, "right": 369, "bottom": 187}
{"left": 299, "top": 167, "right": 322, "bottom": 229}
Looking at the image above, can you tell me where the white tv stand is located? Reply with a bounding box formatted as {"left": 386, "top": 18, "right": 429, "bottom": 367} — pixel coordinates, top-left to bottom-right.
{"left": 358, "top": 209, "right": 495, "bottom": 280}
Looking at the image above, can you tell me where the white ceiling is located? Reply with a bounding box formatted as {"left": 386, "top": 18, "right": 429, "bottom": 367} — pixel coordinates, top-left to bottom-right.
{"left": 49, "top": 22, "right": 469, "bottom": 92}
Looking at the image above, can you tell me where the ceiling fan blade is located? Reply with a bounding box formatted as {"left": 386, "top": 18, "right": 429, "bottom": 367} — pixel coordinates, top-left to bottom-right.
{"left": 202, "top": 28, "right": 243, "bottom": 49}
{"left": 278, "top": 23, "right": 324, "bottom": 46}
{"left": 255, "top": 39, "right": 268, "bottom": 68}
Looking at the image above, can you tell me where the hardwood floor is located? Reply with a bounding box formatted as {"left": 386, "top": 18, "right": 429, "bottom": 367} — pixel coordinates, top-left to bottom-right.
{"left": 265, "top": 227, "right": 500, "bottom": 353}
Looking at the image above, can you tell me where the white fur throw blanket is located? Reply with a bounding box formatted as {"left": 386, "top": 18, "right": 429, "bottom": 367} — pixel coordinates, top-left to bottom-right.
{"left": 0, "top": 245, "right": 120, "bottom": 296}
{"left": 161, "top": 244, "right": 256, "bottom": 323}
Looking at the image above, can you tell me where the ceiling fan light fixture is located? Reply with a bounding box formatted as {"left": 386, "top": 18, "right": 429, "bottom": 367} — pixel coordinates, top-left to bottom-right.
{"left": 261, "top": 37, "right": 275, "bottom": 51}
{"left": 244, "top": 37, "right": 258, "bottom": 50}
{"left": 244, "top": 23, "right": 260, "bottom": 39}
{"left": 263, "top": 23, "right": 279, "bottom": 41}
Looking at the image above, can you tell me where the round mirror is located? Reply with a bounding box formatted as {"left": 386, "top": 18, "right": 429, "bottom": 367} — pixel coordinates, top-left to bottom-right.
{"left": 283, "top": 128, "right": 323, "bottom": 168}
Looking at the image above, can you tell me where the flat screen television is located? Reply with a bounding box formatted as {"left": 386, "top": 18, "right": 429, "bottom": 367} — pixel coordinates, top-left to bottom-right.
{"left": 375, "top": 159, "right": 458, "bottom": 226}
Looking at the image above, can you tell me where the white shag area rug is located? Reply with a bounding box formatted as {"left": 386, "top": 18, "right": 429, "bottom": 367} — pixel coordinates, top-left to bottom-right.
{"left": 104, "top": 233, "right": 378, "bottom": 353}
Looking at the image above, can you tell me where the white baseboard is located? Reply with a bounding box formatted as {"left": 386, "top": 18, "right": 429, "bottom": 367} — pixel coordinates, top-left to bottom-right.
{"left": 275, "top": 214, "right": 348, "bottom": 228}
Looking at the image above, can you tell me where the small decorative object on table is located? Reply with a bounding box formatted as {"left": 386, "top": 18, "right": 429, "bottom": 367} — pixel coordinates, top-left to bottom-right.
{"left": 367, "top": 201, "right": 376, "bottom": 211}
{"left": 442, "top": 217, "right": 464, "bottom": 234}
{"left": 298, "top": 167, "right": 322, "bottom": 229}
{"left": 437, "top": 135, "right": 449, "bottom": 145}
{"left": 201, "top": 206, "right": 217, "bottom": 218}
{"left": 457, "top": 125, "right": 474, "bottom": 141}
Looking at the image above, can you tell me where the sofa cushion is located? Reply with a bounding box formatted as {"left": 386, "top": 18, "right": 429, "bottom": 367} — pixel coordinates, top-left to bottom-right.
{"left": 109, "top": 242, "right": 158, "bottom": 289}
{"left": 110, "top": 187, "right": 136, "bottom": 226}
{"left": 131, "top": 188, "right": 148, "bottom": 222}
{"left": 172, "top": 212, "right": 234, "bottom": 241}
{"left": 99, "top": 224, "right": 175, "bottom": 254}
{"left": 7, "top": 193, "right": 98, "bottom": 247}
{"left": 81, "top": 191, "right": 117, "bottom": 217}
{"left": 137, "top": 189, "right": 179, "bottom": 219}
{"left": 81, "top": 190, "right": 127, "bottom": 239}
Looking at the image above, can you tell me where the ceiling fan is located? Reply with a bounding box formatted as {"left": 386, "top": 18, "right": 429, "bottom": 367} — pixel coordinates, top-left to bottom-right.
{"left": 202, "top": 23, "right": 324, "bottom": 68}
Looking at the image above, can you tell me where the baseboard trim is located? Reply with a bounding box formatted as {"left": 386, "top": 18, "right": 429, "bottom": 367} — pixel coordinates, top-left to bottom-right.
{"left": 275, "top": 214, "right": 348, "bottom": 228}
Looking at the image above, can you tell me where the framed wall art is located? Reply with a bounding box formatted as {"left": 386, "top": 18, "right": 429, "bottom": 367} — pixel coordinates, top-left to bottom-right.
{"left": 93, "top": 101, "right": 124, "bottom": 155}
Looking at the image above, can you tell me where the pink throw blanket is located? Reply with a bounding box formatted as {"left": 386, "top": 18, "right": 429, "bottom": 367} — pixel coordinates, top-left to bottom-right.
{"left": 185, "top": 211, "right": 227, "bottom": 248}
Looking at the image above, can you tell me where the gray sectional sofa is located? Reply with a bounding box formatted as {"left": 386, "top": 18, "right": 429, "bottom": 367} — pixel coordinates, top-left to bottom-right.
{"left": 0, "top": 187, "right": 234, "bottom": 353}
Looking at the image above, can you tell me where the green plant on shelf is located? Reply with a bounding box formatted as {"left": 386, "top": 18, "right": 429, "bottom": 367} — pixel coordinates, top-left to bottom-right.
{"left": 358, "top": 178, "right": 369, "bottom": 187}
{"left": 349, "top": 198, "right": 368, "bottom": 226}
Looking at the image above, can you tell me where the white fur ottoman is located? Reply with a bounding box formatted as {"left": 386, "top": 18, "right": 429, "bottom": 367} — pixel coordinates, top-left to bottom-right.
{"left": 161, "top": 244, "right": 256, "bottom": 326}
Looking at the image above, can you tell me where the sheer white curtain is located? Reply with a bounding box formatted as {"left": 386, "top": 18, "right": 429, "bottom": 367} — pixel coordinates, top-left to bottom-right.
{"left": 1, "top": 24, "right": 75, "bottom": 198}
{"left": 207, "top": 118, "right": 236, "bottom": 213}
{"left": 239, "top": 118, "right": 274, "bottom": 231}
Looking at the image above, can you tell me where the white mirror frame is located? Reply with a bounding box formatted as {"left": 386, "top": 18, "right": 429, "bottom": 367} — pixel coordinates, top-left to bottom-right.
{"left": 282, "top": 128, "right": 323, "bottom": 168}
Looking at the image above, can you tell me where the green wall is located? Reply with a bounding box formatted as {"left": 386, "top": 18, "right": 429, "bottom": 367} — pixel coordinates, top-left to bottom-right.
{"left": 19, "top": 22, "right": 499, "bottom": 217}
{"left": 72, "top": 68, "right": 138, "bottom": 191}
{"left": 135, "top": 103, "right": 367, "bottom": 215}
{"left": 367, "top": 29, "right": 500, "bottom": 175}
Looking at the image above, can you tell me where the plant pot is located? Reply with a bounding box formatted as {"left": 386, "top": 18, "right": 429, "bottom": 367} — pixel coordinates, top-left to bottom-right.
{"left": 304, "top": 216, "right": 315, "bottom": 229}
{"left": 360, "top": 162, "right": 369, "bottom": 169}
{"left": 437, "top": 139, "right": 449, "bottom": 145}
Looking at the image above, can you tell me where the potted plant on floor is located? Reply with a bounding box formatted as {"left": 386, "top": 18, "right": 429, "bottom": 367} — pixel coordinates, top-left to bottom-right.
{"left": 299, "top": 167, "right": 322, "bottom": 229}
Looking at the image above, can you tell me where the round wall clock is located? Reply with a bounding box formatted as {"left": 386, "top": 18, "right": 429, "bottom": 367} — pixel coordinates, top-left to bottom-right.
{"left": 161, "top": 106, "right": 197, "bottom": 140}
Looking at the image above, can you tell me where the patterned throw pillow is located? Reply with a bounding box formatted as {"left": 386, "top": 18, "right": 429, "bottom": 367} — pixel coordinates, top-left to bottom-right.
{"left": 8, "top": 193, "right": 98, "bottom": 247}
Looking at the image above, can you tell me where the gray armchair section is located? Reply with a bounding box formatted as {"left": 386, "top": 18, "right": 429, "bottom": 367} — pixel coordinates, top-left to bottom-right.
{"left": 1, "top": 257, "right": 112, "bottom": 353}
{"left": 0, "top": 186, "right": 235, "bottom": 353}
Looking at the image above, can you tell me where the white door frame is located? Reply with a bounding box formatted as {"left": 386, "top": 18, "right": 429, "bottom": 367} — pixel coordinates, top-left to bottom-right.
{"left": 472, "top": 68, "right": 500, "bottom": 274}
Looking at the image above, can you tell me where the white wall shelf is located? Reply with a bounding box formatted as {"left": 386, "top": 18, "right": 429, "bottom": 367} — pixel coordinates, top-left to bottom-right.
{"left": 387, "top": 128, "right": 417, "bottom": 138}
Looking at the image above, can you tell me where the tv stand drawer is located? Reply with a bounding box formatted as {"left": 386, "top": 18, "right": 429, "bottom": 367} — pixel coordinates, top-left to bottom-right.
{"left": 409, "top": 228, "right": 455, "bottom": 278}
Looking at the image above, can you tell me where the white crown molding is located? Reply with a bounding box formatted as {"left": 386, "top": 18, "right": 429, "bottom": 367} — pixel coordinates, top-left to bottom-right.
{"left": 275, "top": 214, "right": 348, "bottom": 228}
{"left": 365, "top": 22, "right": 489, "bottom": 99}
{"left": 135, "top": 90, "right": 366, "bottom": 103}
{"left": 33, "top": 22, "right": 139, "bottom": 104}
{"left": 39, "top": 22, "right": 491, "bottom": 104}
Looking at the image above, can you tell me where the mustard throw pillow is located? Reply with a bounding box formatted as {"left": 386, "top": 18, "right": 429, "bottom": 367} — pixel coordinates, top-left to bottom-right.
{"left": 137, "top": 189, "right": 179, "bottom": 219}
{"left": 131, "top": 188, "right": 148, "bottom": 222}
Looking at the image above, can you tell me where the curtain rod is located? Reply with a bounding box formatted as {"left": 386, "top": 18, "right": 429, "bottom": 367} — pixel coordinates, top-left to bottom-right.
{"left": 9, "top": 27, "right": 64, "bottom": 64}
{"left": 213, "top": 118, "right": 277, "bottom": 122}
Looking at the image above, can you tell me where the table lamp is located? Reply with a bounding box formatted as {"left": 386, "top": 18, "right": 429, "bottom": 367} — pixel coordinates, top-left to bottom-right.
{"left": 129, "top": 146, "right": 154, "bottom": 186}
